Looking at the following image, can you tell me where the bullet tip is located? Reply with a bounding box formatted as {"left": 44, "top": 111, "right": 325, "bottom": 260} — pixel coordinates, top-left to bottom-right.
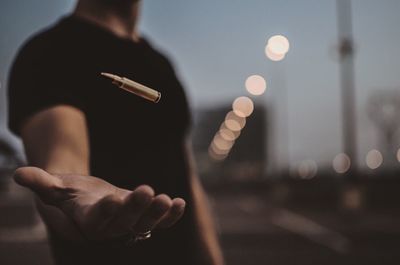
{"left": 101, "top": 72, "right": 120, "bottom": 79}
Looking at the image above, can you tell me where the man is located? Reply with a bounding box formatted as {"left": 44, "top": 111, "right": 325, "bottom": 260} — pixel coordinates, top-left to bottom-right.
{"left": 8, "top": 0, "right": 224, "bottom": 264}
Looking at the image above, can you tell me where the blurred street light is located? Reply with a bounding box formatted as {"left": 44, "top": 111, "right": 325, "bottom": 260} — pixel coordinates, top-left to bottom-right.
{"left": 265, "top": 35, "right": 290, "bottom": 62}
{"left": 208, "top": 146, "right": 228, "bottom": 161}
{"left": 220, "top": 123, "right": 241, "bottom": 139}
{"left": 213, "top": 134, "right": 234, "bottom": 151}
{"left": 225, "top": 111, "right": 246, "bottom": 131}
{"left": 267, "top": 35, "right": 290, "bottom": 55}
{"left": 245, "top": 75, "right": 267, "bottom": 96}
{"left": 265, "top": 45, "right": 286, "bottom": 61}
{"left": 397, "top": 148, "right": 400, "bottom": 163}
{"left": 219, "top": 128, "right": 238, "bottom": 141}
{"left": 232, "top": 96, "right": 254, "bottom": 117}
{"left": 333, "top": 153, "right": 351, "bottom": 174}
{"left": 297, "top": 160, "right": 318, "bottom": 179}
{"left": 366, "top": 149, "right": 383, "bottom": 169}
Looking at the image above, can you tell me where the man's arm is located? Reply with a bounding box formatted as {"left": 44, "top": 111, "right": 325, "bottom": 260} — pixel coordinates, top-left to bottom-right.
{"left": 185, "top": 141, "right": 225, "bottom": 265}
{"left": 21, "top": 105, "right": 90, "bottom": 175}
{"left": 16, "top": 105, "right": 186, "bottom": 241}
{"left": 20, "top": 105, "right": 90, "bottom": 240}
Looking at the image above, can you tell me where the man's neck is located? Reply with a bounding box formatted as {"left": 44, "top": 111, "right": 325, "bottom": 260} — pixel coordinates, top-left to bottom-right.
{"left": 73, "top": 1, "right": 141, "bottom": 42}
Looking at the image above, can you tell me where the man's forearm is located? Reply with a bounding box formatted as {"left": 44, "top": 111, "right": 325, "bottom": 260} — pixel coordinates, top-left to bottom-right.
{"left": 21, "top": 105, "right": 90, "bottom": 175}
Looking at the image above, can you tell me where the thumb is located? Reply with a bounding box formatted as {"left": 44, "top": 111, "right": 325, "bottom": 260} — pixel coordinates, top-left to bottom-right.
{"left": 14, "top": 166, "right": 65, "bottom": 205}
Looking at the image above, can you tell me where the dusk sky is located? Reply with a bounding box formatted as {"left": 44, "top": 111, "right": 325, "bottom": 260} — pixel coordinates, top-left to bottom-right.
{"left": 1, "top": 0, "right": 399, "bottom": 171}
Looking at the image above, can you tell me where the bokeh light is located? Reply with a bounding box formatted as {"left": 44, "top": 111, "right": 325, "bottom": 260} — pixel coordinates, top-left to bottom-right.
{"left": 297, "top": 160, "right": 318, "bottom": 179}
{"left": 219, "top": 128, "right": 237, "bottom": 141}
{"left": 332, "top": 153, "right": 351, "bottom": 174}
{"left": 397, "top": 148, "right": 400, "bottom": 163}
{"left": 267, "top": 35, "right": 290, "bottom": 55}
{"left": 265, "top": 45, "right": 286, "bottom": 61}
{"left": 220, "top": 123, "right": 241, "bottom": 139}
{"left": 210, "top": 136, "right": 230, "bottom": 155}
{"left": 245, "top": 75, "right": 267, "bottom": 96}
{"left": 232, "top": 97, "right": 254, "bottom": 117}
{"left": 212, "top": 134, "right": 234, "bottom": 151}
{"left": 224, "top": 111, "right": 246, "bottom": 131}
{"left": 342, "top": 187, "right": 363, "bottom": 210}
{"left": 366, "top": 149, "right": 383, "bottom": 169}
{"left": 208, "top": 146, "right": 228, "bottom": 161}
{"left": 209, "top": 140, "right": 229, "bottom": 155}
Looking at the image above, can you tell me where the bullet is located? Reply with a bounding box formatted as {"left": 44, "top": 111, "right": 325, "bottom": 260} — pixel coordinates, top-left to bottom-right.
{"left": 101, "top": 72, "right": 161, "bottom": 103}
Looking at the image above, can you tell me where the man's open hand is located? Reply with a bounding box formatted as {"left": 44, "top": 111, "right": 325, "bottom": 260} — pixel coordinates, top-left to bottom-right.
{"left": 14, "top": 167, "right": 185, "bottom": 241}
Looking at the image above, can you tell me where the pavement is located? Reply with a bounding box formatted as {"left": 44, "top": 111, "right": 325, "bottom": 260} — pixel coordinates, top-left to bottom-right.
{"left": 1, "top": 171, "right": 400, "bottom": 265}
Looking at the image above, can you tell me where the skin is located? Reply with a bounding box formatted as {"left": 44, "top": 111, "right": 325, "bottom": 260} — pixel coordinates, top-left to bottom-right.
{"left": 15, "top": 1, "right": 224, "bottom": 264}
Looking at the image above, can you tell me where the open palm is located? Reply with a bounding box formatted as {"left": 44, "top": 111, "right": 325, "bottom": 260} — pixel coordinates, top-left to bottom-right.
{"left": 14, "top": 167, "right": 185, "bottom": 241}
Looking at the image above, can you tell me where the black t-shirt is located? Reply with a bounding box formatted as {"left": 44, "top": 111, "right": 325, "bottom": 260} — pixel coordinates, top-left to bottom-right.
{"left": 8, "top": 16, "right": 197, "bottom": 265}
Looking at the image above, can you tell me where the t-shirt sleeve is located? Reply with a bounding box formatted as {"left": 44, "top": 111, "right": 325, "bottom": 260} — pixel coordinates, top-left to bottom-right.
{"left": 7, "top": 36, "right": 86, "bottom": 136}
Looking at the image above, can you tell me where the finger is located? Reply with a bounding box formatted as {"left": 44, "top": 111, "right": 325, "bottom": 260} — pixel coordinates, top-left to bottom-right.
{"left": 156, "top": 198, "right": 186, "bottom": 229}
{"left": 13, "top": 167, "right": 66, "bottom": 205}
{"left": 131, "top": 194, "right": 172, "bottom": 234}
{"left": 107, "top": 185, "right": 154, "bottom": 234}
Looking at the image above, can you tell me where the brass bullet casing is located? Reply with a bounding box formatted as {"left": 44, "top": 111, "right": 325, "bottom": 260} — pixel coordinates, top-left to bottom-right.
{"left": 101, "top": 72, "right": 161, "bottom": 103}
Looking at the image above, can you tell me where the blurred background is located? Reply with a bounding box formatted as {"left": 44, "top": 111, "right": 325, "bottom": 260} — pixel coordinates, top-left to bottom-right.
{"left": 1, "top": 0, "right": 400, "bottom": 264}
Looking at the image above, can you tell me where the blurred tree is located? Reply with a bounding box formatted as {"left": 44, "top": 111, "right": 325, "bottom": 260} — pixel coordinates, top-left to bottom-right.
{"left": 367, "top": 90, "right": 400, "bottom": 166}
